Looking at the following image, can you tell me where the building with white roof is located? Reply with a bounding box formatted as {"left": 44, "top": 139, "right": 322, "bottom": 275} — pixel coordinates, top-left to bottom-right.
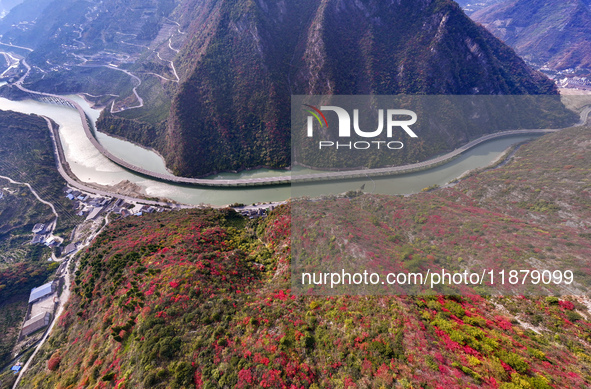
{"left": 28, "top": 282, "right": 55, "bottom": 304}
{"left": 32, "top": 224, "right": 46, "bottom": 234}
{"left": 22, "top": 312, "right": 51, "bottom": 336}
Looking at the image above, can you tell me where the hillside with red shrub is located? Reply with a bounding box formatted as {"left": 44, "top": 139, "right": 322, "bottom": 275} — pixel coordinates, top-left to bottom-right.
{"left": 18, "top": 125, "right": 591, "bottom": 388}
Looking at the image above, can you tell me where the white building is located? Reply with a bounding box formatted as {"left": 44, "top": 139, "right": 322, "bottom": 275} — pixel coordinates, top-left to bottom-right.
{"left": 28, "top": 282, "right": 55, "bottom": 304}
{"left": 22, "top": 312, "right": 51, "bottom": 336}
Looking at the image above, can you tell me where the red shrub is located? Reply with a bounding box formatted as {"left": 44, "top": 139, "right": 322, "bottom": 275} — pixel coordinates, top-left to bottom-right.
{"left": 559, "top": 300, "right": 575, "bottom": 311}
{"left": 47, "top": 353, "right": 62, "bottom": 371}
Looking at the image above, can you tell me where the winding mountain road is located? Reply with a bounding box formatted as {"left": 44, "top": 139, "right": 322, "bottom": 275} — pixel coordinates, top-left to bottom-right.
{"left": 92, "top": 64, "right": 144, "bottom": 113}
{"left": 0, "top": 42, "right": 33, "bottom": 52}
{"left": 0, "top": 174, "right": 59, "bottom": 225}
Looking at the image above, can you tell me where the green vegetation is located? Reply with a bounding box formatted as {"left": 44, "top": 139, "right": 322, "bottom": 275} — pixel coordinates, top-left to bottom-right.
{"left": 137, "top": 17, "right": 162, "bottom": 41}
{"left": 96, "top": 110, "right": 164, "bottom": 152}
{"left": 0, "top": 110, "right": 81, "bottom": 368}
{"left": 0, "top": 183, "right": 53, "bottom": 263}
{"left": 24, "top": 66, "right": 135, "bottom": 100}
{"left": 0, "top": 110, "right": 81, "bottom": 236}
{"left": 33, "top": 0, "right": 558, "bottom": 178}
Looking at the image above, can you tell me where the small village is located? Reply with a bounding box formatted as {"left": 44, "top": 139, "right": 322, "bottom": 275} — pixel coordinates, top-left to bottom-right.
{"left": 30, "top": 187, "right": 170, "bottom": 255}
{"left": 27, "top": 186, "right": 277, "bottom": 257}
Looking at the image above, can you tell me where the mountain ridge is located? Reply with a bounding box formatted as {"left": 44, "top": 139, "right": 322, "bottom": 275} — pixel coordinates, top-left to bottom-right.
{"left": 471, "top": 0, "right": 591, "bottom": 71}
{"left": 160, "top": 0, "right": 558, "bottom": 177}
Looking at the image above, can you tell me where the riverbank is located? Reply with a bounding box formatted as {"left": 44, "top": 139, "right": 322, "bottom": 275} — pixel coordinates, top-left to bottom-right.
{"left": 2, "top": 58, "right": 588, "bottom": 204}
{"left": 7, "top": 72, "right": 587, "bottom": 188}
{"left": 0, "top": 94, "right": 569, "bottom": 206}
{"left": 12, "top": 87, "right": 570, "bottom": 187}
{"left": 41, "top": 115, "right": 188, "bottom": 208}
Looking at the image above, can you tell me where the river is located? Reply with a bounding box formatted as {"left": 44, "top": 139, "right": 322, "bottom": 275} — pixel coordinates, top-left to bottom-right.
{"left": 0, "top": 95, "right": 537, "bottom": 206}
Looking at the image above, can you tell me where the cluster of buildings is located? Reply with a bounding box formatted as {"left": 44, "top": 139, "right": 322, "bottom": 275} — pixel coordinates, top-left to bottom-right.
{"left": 31, "top": 223, "right": 62, "bottom": 247}
{"left": 9, "top": 20, "right": 34, "bottom": 32}
{"left": 66, "top": 189, "right": 112, "bottom": 221}
{"left": 558, "top": 77, "right": 591, "bottom": 90}
{"left": 128, "top": 203, "right": 162, "bottom": 217}
{"left": 29, "top": 187, "right": 171, "bottom": 261}
{"left": 238, "top": 208, "right": 268, "bottom": 219}
{"left": 109, "top": 198, "right": 163, "bottom": 217}
{"left": 541, "top": 66, "right": 591, "bottom": 90}
{"left": 20, "top": 282, "right": 56, "bottom": 338}
{"left": 236, "top": 205, "right": 276, "bottom": 219}
{"left": 65, "top": 188, "right": 166, "bottom": 219}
